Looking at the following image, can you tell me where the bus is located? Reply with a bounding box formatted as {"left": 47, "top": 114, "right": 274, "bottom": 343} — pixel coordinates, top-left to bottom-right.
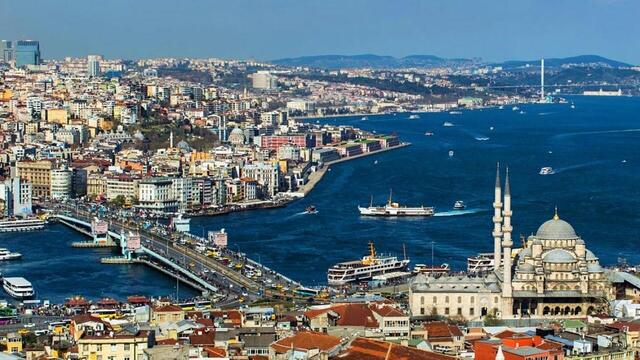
{"left": 89, "top": 309, "right": 120, "bottom": 319}
{"left": 295, "top": 287, "right": 321, "bottom": 297}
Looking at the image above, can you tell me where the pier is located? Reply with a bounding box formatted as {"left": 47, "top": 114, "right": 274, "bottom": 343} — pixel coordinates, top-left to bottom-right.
{"left": 50, "top": 208, "right": 302, "bottom": 303}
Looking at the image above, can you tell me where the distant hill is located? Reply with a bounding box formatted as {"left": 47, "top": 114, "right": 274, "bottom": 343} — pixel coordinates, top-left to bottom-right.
{"left": 497, "top": 55, "right": 631, "bottom": 69}
{"left": 271, "top": 54, "right": 476, "bottom": 69}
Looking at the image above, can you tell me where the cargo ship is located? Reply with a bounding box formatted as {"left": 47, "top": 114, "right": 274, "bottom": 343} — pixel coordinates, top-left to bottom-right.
{"left": 327, "top": 242, "right": 410, "bottom": 286}
{"left": 358, "top": 191, "right": 434, "bottom": 216}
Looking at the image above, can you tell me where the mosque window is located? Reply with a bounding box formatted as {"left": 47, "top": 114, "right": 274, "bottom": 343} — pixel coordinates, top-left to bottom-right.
{"left": 445, "top": 296, "right": 449, "bottom": 304}
{"left": 457, "top": 296, "right": 462, "bottom": 304}
{"left": 420, "top": 296, "right": 424, "bottom": 305}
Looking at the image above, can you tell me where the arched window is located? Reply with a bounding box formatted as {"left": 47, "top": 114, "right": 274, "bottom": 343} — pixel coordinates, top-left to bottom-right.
{"left": 457, "top": 296, "right": 462, "bottom": 304}
{"left": 471, "top": 296, "right": 475, "bottom": 304}
{"left": 420, "top": 296, "right": 425, "bottom": 305}
{"left": 445, "top": 296, "right": 449, "bottom": 304}
{"left": 433, "top": 296, "right": 437, "bottom": 304}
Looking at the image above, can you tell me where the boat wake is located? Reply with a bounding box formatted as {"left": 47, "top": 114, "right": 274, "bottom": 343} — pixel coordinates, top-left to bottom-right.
{"left": 554, "top": 128, "right": 640, "bottom": 140}
{"left": 538, "top": 112, "right": 554, "bottom": 116}
{"left": 552, "top": 160, "right": 607, "bottom": 174}
{"left": 474, "top": 137, "right": 490, "bottom": 141}
{"left": 434, "top": 208, "right": 484, "bottom": 217}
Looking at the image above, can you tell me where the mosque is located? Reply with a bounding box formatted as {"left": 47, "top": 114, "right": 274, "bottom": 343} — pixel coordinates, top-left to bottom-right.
{"left": 409, "top": 165, "right": 637, "bottom": 320}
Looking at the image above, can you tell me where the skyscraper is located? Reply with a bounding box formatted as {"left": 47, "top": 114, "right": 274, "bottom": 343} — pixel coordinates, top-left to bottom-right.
{"left": 1, "top": 40, "right": 14, "bottom": 62}
{"left": 87, "top": 55, "right": 102, "bottom": 77}
{"left": 15, "top": 40, "right": 41, "bottom": 67}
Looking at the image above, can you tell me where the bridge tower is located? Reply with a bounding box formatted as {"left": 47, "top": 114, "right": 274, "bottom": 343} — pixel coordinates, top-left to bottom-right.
{"left": 91, "top": 218, "right": 109, "bottom": 244}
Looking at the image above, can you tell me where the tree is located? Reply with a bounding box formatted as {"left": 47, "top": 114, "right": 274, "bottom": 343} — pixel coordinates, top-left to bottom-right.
{"left": 483, "top": 308, "right": 502, "bottom": 326}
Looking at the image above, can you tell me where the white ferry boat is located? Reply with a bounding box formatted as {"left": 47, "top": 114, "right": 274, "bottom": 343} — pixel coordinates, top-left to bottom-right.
{"left": 170, "top": 213, "right": 191, "bottom": 233}
{"left": 0, "top": 218, "right": 45, "bottom": 232}
{"left": 408, "top": 114, "right": 420, "bottom": 119}
{"left": 413, "top": 263, "right": 450, "bottom": 276}
{"left": 0, "top": 249, "right": 21, "bottom": 261}
{"left": 358, "top": 191, "right": 434, "bottom": 217}
{"left": 467, "top": 253, "right": 499, "bottom": 274}
{"left": 3, "top": 277, "right": 34, "bottom": 299}
{"left": 327, "top": 242, "right": 410, "bottom": 286}
{"left": 539, "top": 167, "right": 555, "bottom": 175}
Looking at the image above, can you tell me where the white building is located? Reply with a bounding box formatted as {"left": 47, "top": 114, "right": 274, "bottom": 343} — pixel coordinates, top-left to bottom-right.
{"left": 0, "top": 177, "right": 32, "bottom": 217}
{"left": 87, "top": 55, "right": 102, "bottom": 77}
{"left": 251, "top": 71, "right": 277, "bottom": 90}
{"left": 137, "top": 177, "right": 178, "bottom": 213}
{"left": 242, "top": 163, "right": 280, "bottom": 198}
{"left": 50, "top": 168, "right": 73, "bottom": 200}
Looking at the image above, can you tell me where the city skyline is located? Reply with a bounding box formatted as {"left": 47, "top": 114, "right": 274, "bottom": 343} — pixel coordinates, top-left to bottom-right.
{"left": 1, "top": 0, "right": 639, "bottom": 64}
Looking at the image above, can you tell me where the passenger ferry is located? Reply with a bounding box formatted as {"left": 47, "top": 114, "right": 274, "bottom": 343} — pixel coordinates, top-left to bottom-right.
{"left": 170, "top": 213, "right": 191, "bottom": 233}
{"left": 327, "top": 242, "right": 410, "bottom": 286}
{"left": 413, "top": 263, "right": 450, "bottom": 276}
{"left": 0, "top": 249, "right": 21, "bottom": 261}
{"left": 358, "top": 191, "right": 434, "bottom": 217}
{"left": 0, "top": 218, "right": 45, "bottom": 232}
{"left": 539, "top": 167, "right": 555, "bottom": 175}
{"left": 3, "top": 277, "right": 34, "bottom": 299}
{"left": 467, "top": 253, "right": 499, "bottom": 274}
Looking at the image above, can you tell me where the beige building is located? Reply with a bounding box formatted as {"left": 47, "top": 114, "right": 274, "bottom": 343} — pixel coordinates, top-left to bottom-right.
{"left": 410, "top": 165, "right": 622, "bottom": 321}
{"left": 16, "top": 160, "right": 54, "bottom": 198}
{"left": 106, "top": 175, "right": 140, "bottom": 201}
{"left": 77, "top": 330, "right": 149, "bottom": 360}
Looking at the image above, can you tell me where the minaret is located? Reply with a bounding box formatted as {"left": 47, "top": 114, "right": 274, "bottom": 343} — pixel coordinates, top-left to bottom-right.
{"left": 492, "top": 163, "right": 503, "bottom": 272}
{"left": 169, "top": 131, "right": 174, "bottom": 149}
{"left": 502, "top": 167, "right": 513, "bottom": 314}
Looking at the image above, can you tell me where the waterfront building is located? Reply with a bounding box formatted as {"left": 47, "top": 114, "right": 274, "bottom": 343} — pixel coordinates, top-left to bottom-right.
{"left": 286, "top": 99, "right": 316, "bottom": 113}
{"left": 50, "top": 168, "right": 73, "bottom": 200}
{"left": 106, "top": 175, "right": 140, "bottom": 201}
{"left": 14, "top": 40, "right": 41, "bottom": 68}
{"left": 242, "top": 162, "right": 280, "bottom": 198}
{"left": 16, "top": 160, "right": 54, "bottom": 198}
{"left": 0, "top": 177, "right": 32, "bottom": 217}
{"left": 257, "top": 134, "right": 312, "bottom": 152}
{"left": 137, "top": 177, "right": 179, "bottom": 213}
{"left": 1, "top": 40, "right": 14, "bottom": 62}
{"left": 409, "top": 166, "right": 632, "bottom": 321}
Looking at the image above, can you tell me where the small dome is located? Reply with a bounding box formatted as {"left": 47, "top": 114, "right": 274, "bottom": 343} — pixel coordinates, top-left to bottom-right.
{"left": 588, "top": 263, "right": 603, "bottom": 273}
{"left": 517, "top": 263, "right": 535, "bottom": 273}
{"left": 576, "top": 239, "right": 585, "bottom": 245}
{"left": 518, "top": 247, "right": 532, "bottom": 259}
{"left": 177, "top": 140, "right": 191, "bottom": 151}
{"left": 543, "top": 249, "right": 576, "bottom": 263}
{"left": 536, "top": 217, "right": 578, "bottom": 240}
{"left": 586, "top": 249, "right": 598, "bottom": 261}
{"left": 230, "top": 127, "right": 244, "bottom": 136}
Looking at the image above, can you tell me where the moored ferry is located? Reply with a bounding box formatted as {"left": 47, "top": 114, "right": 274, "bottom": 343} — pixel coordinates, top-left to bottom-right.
{"left": 3, "top": 277, "right": 34, "bottom": 299}
{"left": 467, "top": 253, "right": 498, "bottom": 274}
{"left": 358, "top": 191, "right": 434, "bottom": 217}
{"left": 327, "top": 242, "right": 410, "bottom": 286}
{"left": 413, "top": 263, "right": 450, "bottom": 276}
{"left": 0, "top": 218, "right": 45, "bottom": 232}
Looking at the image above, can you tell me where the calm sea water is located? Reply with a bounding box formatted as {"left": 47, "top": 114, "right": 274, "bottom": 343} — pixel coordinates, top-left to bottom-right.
{"left": 1, "top": 96, "right": 638, "bottom": 300}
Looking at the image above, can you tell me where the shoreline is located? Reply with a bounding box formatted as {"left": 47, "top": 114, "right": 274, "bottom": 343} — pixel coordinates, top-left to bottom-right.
{"left": 297, "top": 142, "right": 411, "bottom": 196}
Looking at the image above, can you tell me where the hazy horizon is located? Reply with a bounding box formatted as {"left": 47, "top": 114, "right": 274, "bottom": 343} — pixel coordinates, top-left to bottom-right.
{"left": 1, "top": 0, "right": 638, "bottom": 64}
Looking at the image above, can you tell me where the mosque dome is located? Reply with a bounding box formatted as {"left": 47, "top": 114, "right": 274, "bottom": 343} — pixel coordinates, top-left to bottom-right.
{"left": 543, "top": 249, "right": 576, "bottom": 263}
{"left": 228, "top": 127, "right": 246, "bottom": 145}
{"left": 517, "top": 263, "right": 535, "bottom": 273}
{"left": 588, "top": 263, "right": 603, "bottom": 273}
{"left": 536, "top": 213, "right": 578, "bottom": 240}
{"left": 586, "top": 249, "right": 598, "bottom": 261}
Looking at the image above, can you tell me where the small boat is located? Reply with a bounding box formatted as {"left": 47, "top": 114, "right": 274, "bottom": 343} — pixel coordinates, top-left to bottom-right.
{"left": 373, "top": 160, "right": 378, "bottom": 165}
{"left": 0, "top": 248, "right": 21, "bottom": 261}
{"left": 519, "top": 110, "right": 525, "bottom": 114}
{"left": 408, "top": 114, "right": 420, "bottom": 119}
{"left": 424, "top": 131, "right": 434, "bottom": 136}
{"left": 570, "top": 103, "right": 576, "bottom": 109}
{"left": 512, "top": 106, "right": 520, "bottom": 111}
{"left": 305, "top": 205, "right": 317, "bottom": 214}
{"left": 448, "top": 150, "right": 454, "bottom": 157}
{"left": 443, "top": 121, "right": 454, "bottom": 127}
{"left": 489, "top": 126, "right": 494, "bottom": 131}
{"left": 622, "top": 160, "right": 627, "bottom": 163}
{"left": 498, "top": 105, "right": 505, "bottom": 110}
{"left": 453, "top": 201, "right": 466, "bottom": 210}
{"left": 413, "top": 263, "right": 450, "bottom": 276}
{"left": 539, "top": 167, "right": 555, "bottom": 175}
{"left": 449, "top": 111, "right": 462, "bottom": 115}
{"left": 361, "top": 116, "right": 368, "bottom": 121}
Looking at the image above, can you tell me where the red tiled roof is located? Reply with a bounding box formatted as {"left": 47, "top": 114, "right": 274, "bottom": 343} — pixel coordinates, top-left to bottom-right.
{"left": 154, "top": 304, "right": 183, "bottom": 313}
{"left": 423, "top": 322, "right": 463, "bottom": 338}
{"left": 305, "top": 304, "right": 379, "bottom": 328}
{"left": 370, "top": 305, "right": 405, "bottom": 317}
{"left": 338, "top": 338, "right": 457, "bottom": 360}
{"left": 607, "top": 321, "right": 640, "bottom": 332}
{"left": 156, "top": 338, "right": 178, "bottom": 346}
{"left": 203, "top": 347, "right": 226, "bottom": 357}
{"left": 271, "top": 331, "right": 341, "bottom": 354}
{"left": 189, "top": 329, "right": 216, "bottom": 346}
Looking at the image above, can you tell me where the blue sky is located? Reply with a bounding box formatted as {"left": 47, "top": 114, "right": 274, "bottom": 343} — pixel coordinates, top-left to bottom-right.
{"left": 1, "top": 0, "right": 638, "bottom": 64}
